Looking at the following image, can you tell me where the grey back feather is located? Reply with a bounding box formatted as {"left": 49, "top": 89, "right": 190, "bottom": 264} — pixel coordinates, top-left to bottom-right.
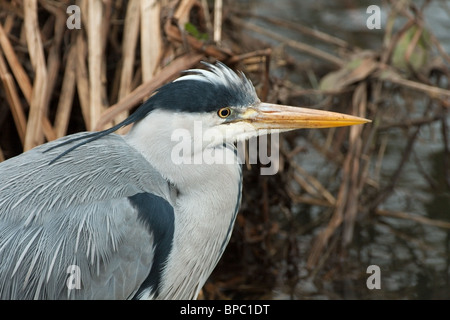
{"left": 0, "top": 133, "right": 172, "bottom": 299}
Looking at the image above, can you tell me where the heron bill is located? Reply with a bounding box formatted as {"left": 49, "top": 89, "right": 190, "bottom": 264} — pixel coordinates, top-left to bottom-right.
{"left": 240, "top": 102, "right": 371, "bottom": 130}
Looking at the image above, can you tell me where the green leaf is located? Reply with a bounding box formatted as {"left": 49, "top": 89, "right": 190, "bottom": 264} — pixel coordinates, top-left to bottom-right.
{"left": 392, "top": 25, "right": 430, "bottom": 74}
{"left": 184, "top": 22, "right": 209, "bottom": 41}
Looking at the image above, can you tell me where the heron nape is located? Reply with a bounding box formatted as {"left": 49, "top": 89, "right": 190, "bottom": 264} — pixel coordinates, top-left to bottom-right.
{"left": 0, "top": 61, "right": 370, "bottom": 299}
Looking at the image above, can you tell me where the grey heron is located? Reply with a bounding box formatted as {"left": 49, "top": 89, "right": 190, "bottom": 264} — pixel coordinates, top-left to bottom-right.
{"left": 0, "top": 61, "right": 369, "bottom": 299}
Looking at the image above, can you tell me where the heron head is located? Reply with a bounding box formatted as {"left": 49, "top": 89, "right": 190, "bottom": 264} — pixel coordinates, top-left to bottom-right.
{"left": 128, "top": 61, "right": 370, "bottom": 150}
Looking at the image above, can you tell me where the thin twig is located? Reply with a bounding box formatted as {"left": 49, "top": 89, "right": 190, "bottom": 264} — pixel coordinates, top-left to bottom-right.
{"left": 376, "top": 209, "right": 450, "bottom": 229}
{"left": 229, "top": 16, "right": 345, "bottom": 67}
{"left": 240, "top": 12, "right": 350, "bottom": 49}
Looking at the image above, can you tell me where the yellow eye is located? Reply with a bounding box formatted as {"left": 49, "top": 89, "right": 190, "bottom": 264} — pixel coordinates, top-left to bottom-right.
{"left": 218, "top": 107, "right": 231, "bottom": 118}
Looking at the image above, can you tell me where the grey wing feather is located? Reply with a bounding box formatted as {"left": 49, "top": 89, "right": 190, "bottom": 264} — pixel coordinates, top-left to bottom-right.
{"left": 0, "top": 133, "right": 173, "bottom": 299}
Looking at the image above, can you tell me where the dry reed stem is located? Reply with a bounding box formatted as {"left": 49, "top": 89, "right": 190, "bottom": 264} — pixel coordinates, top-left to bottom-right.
{"left": 342, "top": 82, "right": 367, "bottom": 245}
{"left": 41, "top": 116, "right": 56, "bottom": 141}
{"left": 3, "top": 14, "right": 15, "bottom": 32}
{"left": 87, "top": 0, "right": 105, "bottom": 131}
{"left": 23, "top": 0, "right": 48, "bottom": 151}
{"left": 54, "top": 44, "right": 77, "bottom": 138}
{"left": 74, "top": 32, "right": 90, "bottom": 128}
{"left": 40, "top": 1, "right": 66, "bottom": 141}
{"left": 0, "top": 23, "right": 32, "bottom": 104}
{"left": 377, "top": 69, "right": 450, "bottom": 106}
{"left": 213, "top": 0, "right": 222, "bottom": 43}
{"left": 174, "top": 0, "right": 198, "bottom": 28}
{"left": 0, "top": 50, "right": 27, "bottom": 144}
{"left": 114, "top": 0, "right": 140, "bottom": 131}
{"left": 200, "top": 0, "right": 212, "bottom": 36}
{"left": 40, "top": 1, "right": 65, "bottom": 107}
{"left": 141, "top": 0, "right": 162, "bottom": 82}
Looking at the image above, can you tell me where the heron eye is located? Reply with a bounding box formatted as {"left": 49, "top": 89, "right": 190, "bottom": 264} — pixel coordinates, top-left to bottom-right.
{"left": 218, "top": 107, "right": 231, "bottom": 118}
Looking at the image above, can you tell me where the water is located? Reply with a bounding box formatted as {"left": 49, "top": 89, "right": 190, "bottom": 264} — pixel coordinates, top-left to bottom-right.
{"left": 210, "top": 0, "right": 450, "bottom": 300}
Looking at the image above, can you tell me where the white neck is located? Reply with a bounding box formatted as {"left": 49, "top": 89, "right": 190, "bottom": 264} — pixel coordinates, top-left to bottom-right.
{"left": 124, "top": 110, "right": 242, "bottom": 299}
